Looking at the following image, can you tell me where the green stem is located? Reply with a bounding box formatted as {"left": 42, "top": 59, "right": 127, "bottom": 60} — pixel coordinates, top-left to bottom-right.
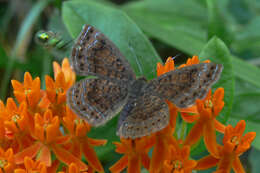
{"left": 180, "top": 120, "right": 187, "bottom": 140}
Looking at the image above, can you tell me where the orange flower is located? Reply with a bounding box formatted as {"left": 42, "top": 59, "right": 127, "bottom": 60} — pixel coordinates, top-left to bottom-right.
{"left": 157, "top": 56, "right": 175, "bottom": 76}
{"left": 178, "top": 55, "right": 210, "bottom": 68}
{"left": 110, "top": 137, "right": 153, "bottom": 173}
{"left": 45, "top": 58, "right": 76, "bottom": 117}
{"left": 0, "top": 147, "right": 15, "bottom": 173}
{"left": 163, "top": 145, "right": 196, "bottom": 173}
{"left": 63, "top": 108, "right": 106, "bottom": 172}
{"left": 45, "top": 74, "right": 67, "bottom": 118}
{"left": 14, "top": 157, "right": 47, "bottom": 173}
{"left": 149, "top": 102, "right": 179, "bottom": 173}
{"left": 3, "top": 98, "right": 34, "bottom": 152}
{"left": 45, "top": 73, "right": 67, "bottom": 105}
{"left": 58, "top": 162, "right": 90, "bottom": 173}
{"left": 14, "top": 109, "right": 87, "bottom": 171}
{"left": 53, "top": 58, "right": 76, "bottom": 90}
{"left": 11, "top": 72, "right": 41, "bottom": 108}
{"left": 195, "top": 120, "right": 256, "bottom": 173}
{"left": 183, "top": 88, "right": 225, "bottom": 157}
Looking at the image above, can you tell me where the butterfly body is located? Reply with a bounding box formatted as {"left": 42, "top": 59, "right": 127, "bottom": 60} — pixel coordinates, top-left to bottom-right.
{"left": 67, "top": 24, "right": 223, "bottom": 139}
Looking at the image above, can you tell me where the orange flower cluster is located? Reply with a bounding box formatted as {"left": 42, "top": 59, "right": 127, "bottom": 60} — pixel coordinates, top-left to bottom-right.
{"left": 0, "top": 58, "right": 106, "bottom": 173}
{"left": 110, "top": 56, "right": 256, "bottom": 173}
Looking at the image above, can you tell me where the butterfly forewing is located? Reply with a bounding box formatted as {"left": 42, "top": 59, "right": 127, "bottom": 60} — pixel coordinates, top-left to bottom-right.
{"left": 147, "top": 63, "right": 223, "bottom": 108}
{"left": 117, "top": 94, "right": 169, "bottom": 139}
{"left": 71, "top": 25, "right": 135, "bottom": 83}
{"left": 67, "top": 78, "right": 128, "bottom": 126}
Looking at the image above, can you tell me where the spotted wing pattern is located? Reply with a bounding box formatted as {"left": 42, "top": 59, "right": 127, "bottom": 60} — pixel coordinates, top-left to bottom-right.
{"left": 71, "top": 24, "right": 135, "bottom": 83}
{"left": 146, "top": 63, "right": 223, "bottom": 108}
{"left": 67, "top": 78, "right": 128, "bottom": 126}
{"left": 117, "top": 94, "right": 169, "bottom": 139}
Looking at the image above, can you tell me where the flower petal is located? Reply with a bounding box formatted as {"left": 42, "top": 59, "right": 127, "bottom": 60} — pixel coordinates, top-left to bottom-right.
{"left": 216, "top": 154, "right": 233, "bottom": 173}
{"left": 165, "top": 57, "right": 174, "bottom": 72}
{"left": 37, "top": 145, "right": 51, "bottom": 167}
{"left": 232, "top": 156, "right": 245, "bottom": 173}
{"left": 52, "top": 144, "right": 88, "bottom": 171}
{"left": 157, "top": 63, "right": 164, "bottom": 76}
{"left": 203, "top": 120, "right": 219, "bottom": 158}
{"left": 11, "top": 80, "right": 24, "bottom": 92}
{"left": 128, "top": 154, "right": 141, "bottom": 173}
{"left": 82, "top": 139, "right": 104, "bottom": 172}
{"left": 181, "top": 113, "right": 199, "bottom": 123}
{"left": 195, "top": 155, "right": 219, "bottom": 170}
{"left": 183, "top": 119, "right": 204, "bottom": 146}
{"left": 24, "top": 72, "right": 33, "bottom": 88}
{"left": 14, "top": 169, "right": 26, "bottom": 173}
{"left": 140, "top": 153, "right": 150, "bottom": 170}
{"left": 214, "top": 119, "right": 225, "bottom": 133}
{"left": 14, "top": 142, "right": 43, "bottom": 164}
{"left": 149, "top": 135, "right": 166, "bottom": 173}
{"left": 88, "top": 138, "right": 107, "bottom": 146}
{"left": 109, "top": 155, "right": 128, "bottom": 173}
{"left": 236, "top": 132, "right": 256, "bottom": 154}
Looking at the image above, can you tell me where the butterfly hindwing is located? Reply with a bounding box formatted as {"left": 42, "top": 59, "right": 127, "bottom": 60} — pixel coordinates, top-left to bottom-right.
{"left": 117, "top": 93, "right": 169, "bottom": 139}
{"left": 67, "top": 78, "right": 128, "bottom": 126}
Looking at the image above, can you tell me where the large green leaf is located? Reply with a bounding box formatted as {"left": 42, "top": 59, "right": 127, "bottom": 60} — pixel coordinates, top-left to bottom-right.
{"left": 207, "top": 0, "right": 233, "bottom": 45}
{"left": 123, "top": 0, "right": 207, "bottom": 55}
{"left": 62, "top": 0, "right": 161, "bottom": 80}
{"left": 231, "top": 92, "right": 260, "bottom": 122}
{"left": 232, "top": 16, "right": 260, "bottom": 56}
{"left": 231, "top": 55, "right": 260, "bottom": 88}
{"left": 235, "top": 78, "right": 260, "bottom": 95}
{"left": 200, "top": 37, "right": 234, "bottom": 123}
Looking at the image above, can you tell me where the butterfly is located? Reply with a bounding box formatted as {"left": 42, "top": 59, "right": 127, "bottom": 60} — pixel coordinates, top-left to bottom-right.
{"left": 67, "top": 24, "right": 223, "bottom": 139}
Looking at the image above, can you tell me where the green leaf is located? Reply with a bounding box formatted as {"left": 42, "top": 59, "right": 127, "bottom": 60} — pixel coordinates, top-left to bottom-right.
{"left": 235, "top": 78, "right": 260, "bottom": 95}
{"left": 231, "top": 55, "right": 260, "bottom": 88}
{"left": 0, "top": 44, "right": 8, "bottom": 67}
{"left": 232, "top": 16, "right": 260, "bottom": 57}
{"left": 207, "top": 0, "right": 233, "bottom": 45}
{"left": 249, "top": 147, "right": 260, "bottom": 173}
{"left": 87, "top": 117, "right": 119, "bottom": 162}
{"left": 199, "top": 37, "right": 234, "bottom": 123}
{"left": 62, "top": 0, "right": 161, "bottom": 80}
{"left": 122, "top": 0, "right": 207, "bottom": 55}
{"left": 231, "top": 92, "right": 260, "bottom": 123}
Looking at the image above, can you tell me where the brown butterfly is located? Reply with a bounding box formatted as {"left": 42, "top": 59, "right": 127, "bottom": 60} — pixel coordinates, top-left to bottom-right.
{"left": 67, "top": 24, "right": 223, "bottom": 139}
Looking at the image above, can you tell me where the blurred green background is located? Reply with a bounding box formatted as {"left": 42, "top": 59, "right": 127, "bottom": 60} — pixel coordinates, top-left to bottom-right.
{"left": 0, "top": 0, "right": 260, "bottom": 172}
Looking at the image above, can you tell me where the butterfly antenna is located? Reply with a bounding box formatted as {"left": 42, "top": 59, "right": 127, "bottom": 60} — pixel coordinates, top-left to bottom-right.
{"left": 172, "top": 53, "right": 182, "bottom": 61}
